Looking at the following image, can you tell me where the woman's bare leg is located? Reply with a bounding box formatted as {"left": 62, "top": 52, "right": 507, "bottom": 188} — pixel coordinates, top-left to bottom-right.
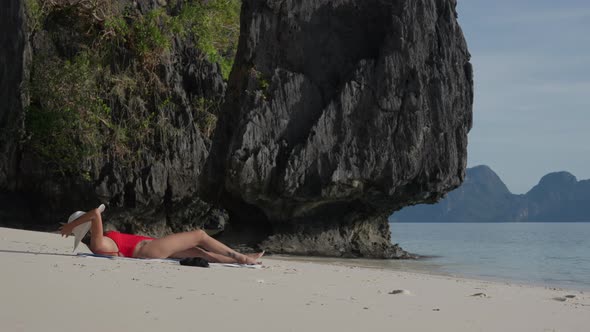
{"left": 171, "top": 247, "right": 264, "bottom": 264}
{"left": 171, "top": 247, "right": 238, "bottom": 264}
{"left": 136, "top": 230, "right": 262, "bottom": 264}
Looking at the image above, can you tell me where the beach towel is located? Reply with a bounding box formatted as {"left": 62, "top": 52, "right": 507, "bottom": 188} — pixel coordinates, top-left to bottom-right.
{"left": 76, "top": 253, "right": 261, "bottom": 269}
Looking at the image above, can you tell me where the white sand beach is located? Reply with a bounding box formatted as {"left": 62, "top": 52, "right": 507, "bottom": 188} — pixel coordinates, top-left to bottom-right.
{"left": 0, "top": 227, "right": 588, "bottom": 332}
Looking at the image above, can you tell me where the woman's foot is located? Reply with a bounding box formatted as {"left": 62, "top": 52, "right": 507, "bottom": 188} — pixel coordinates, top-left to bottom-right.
{"left": 238, "top": 251, "right": 265, "bottom": 265}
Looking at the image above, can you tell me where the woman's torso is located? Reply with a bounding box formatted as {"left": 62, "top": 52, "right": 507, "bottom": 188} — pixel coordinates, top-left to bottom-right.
{"left": 102, "top": 231, "right": 154, "bottom": 258}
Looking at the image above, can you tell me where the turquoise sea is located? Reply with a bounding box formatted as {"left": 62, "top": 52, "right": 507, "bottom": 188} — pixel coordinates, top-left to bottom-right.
{"left": 389, "top": 222, "right": 590, "bottom": 290}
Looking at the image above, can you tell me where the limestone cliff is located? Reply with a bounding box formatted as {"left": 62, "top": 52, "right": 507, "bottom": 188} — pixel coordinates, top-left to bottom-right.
{"left": 1, "top": 0, "right": 473, "bottom": 258}
{"left": 0, "top": 0, "right": 233, "bottom": 233}
{"left": 0, "top": 0, "right": 29, "bottom": 191}
{"left": 204, "top": 0, "right": 473, "bottom": 257}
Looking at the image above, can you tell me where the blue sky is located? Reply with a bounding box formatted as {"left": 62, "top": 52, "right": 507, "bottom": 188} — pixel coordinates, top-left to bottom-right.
{"left": 456, "top": 0, "right": 590, "bottom": 193}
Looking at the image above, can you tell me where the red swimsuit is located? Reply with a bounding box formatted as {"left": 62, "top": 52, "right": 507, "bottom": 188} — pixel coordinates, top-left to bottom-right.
{"left": 104, "top": 231, "right": 154, "bottom": 258}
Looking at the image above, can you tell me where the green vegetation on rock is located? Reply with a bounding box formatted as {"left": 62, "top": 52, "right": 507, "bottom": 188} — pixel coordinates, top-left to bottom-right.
{"left": 173, "top": 0, "right": 241, "bottom": 79}
{"left": 26, "top": 52, "right": 111, "bottom": 174}
{"left": 100, "top": 0, "right": 240, "bottom": 77}
{"left": 193, "top": 97, "right": 221, "bottom": 139}
{"left": 24, "top": 0, "right": 241, "bottom": 176}
{"left": 24, "top": 0, "right": 46, "bottom": 32}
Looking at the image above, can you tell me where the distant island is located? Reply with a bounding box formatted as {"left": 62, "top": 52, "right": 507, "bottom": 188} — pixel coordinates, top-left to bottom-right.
{"left": 390, "top": 165, "right": 590, "bottom": 222}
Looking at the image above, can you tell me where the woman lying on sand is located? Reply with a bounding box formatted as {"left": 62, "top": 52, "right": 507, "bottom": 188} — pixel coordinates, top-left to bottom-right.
{"left": 59, "top": 205, "right": 263, "bottom": 265}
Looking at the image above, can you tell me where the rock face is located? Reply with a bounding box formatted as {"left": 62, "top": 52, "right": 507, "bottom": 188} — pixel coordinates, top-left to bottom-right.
{"left": 0, "top": 0, "right": 29, "bottom": 191}
{"left": 0, "top": 0, "right": 228, "bottom": 233}
{"left": 204, "top": 0, "right": 473, "bottom": 257}
{"left": 0, "top": 0, "right": 32, "bottom": 228}
{"left": 2, "top": 0, "right": 473, "bottom": 258}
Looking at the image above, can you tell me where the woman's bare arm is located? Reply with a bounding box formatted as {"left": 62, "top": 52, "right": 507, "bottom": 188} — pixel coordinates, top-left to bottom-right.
{"left": 62, "top": 208, "right": 101, "bottom": 230}
{"left": 60, "top": 207, "right": 110, "bottom": 252}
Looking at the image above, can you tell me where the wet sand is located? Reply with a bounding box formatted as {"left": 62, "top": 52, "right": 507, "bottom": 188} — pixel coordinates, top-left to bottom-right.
{"left": 1, "top": 227, "right": 588, "bottom": 332}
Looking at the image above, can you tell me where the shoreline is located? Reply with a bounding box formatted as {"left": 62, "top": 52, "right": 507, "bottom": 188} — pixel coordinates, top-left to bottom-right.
{"left": 3, "top": 226, "right": 588, "bottom": 291}
{"left": 1, "top": 227, "right": 589, "bottom": 332}
{"left": 273, "top": 254, "right": 590, "bottom": 293}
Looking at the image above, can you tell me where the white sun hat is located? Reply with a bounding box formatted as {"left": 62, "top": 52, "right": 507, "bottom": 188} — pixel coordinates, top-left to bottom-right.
{"left": 67, "top": 204, "right": 105, "bottom": 252}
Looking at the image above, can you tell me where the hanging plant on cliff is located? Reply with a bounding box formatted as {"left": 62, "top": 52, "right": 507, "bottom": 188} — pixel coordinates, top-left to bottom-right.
{"left": 171, "top": 0, "right": 241, "bottom": 79}
{"left": 25, "top": 52, "right": 111, "bottom": 175}
{"left": 22, "top": 0, "right": 241, "bottom": 176}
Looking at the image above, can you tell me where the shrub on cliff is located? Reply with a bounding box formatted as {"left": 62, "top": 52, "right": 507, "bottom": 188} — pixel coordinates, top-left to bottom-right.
{"left": 26, "top": 52, "right": 110, "bottom": 174}
{"left": 171, "top": 0, "right": 241, "bottom": 79}
{"left": 22, "top": 0, "right": 240, "bottom": 176}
